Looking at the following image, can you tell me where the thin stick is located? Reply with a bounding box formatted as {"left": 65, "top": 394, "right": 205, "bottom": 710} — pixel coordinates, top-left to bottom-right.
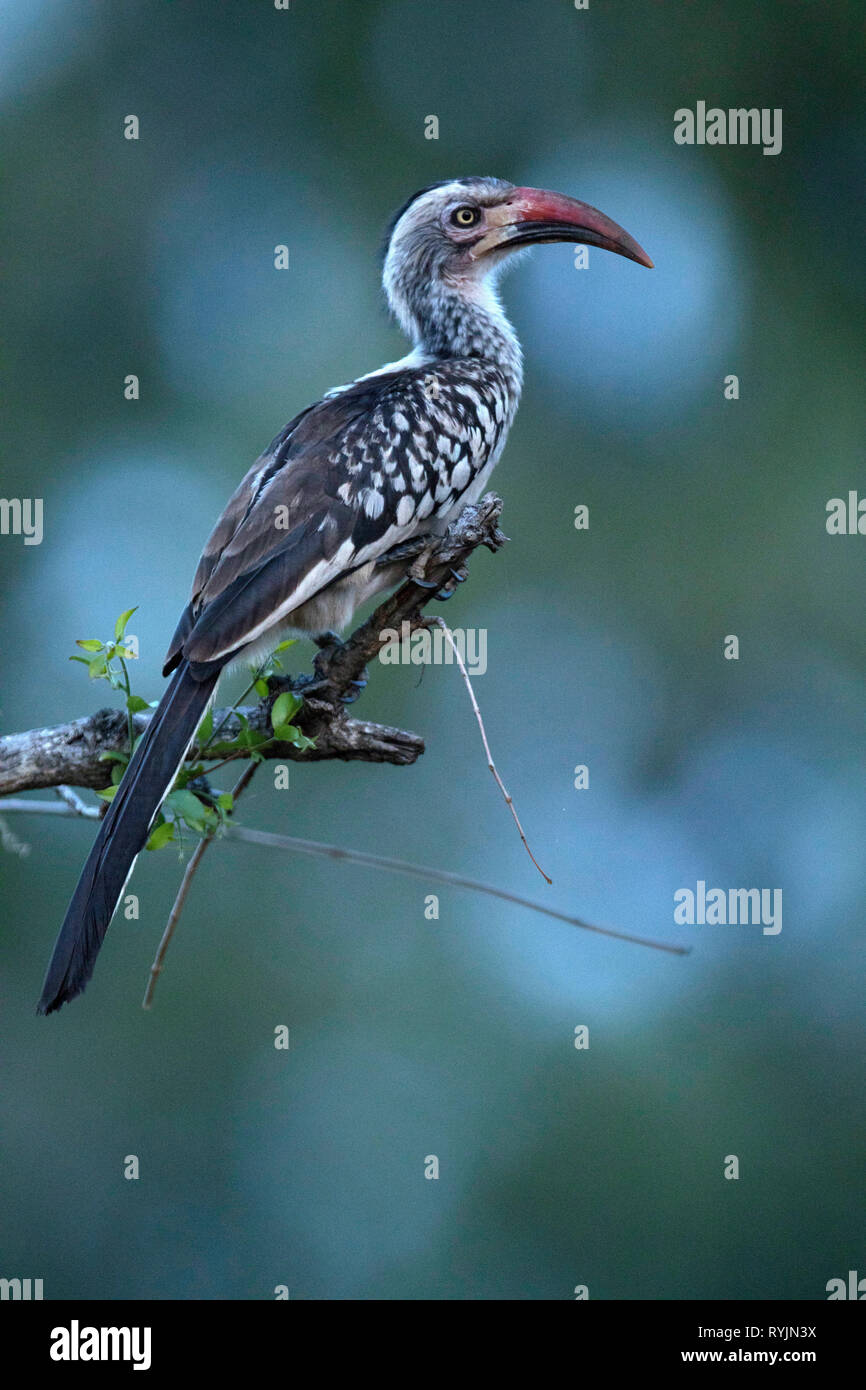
{"left": 226, "top": 825, "right": 688, "bottom": 956}
{"left": 430, "top": 615, "right": 552, "bottom": 885}
{"left": 1, "top": 798, "right": 689, "bottom": 956}
{"left": 54, "top": 785, "right": 92, "bottom": 816}
{"left": 141, "top": 762, "right": 258, "bottom": 1009}
{"left": 0, "top": 799, "right": 101, "bottom": 819}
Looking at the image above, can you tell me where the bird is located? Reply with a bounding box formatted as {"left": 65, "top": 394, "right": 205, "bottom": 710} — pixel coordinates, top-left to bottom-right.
{"left": 38, "top": 176, "right": 652, "bottom": 1014}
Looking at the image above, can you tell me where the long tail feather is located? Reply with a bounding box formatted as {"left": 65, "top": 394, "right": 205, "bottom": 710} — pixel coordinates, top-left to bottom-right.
{"left": 37, "top": 662, "right": 218, "bottom": 1014}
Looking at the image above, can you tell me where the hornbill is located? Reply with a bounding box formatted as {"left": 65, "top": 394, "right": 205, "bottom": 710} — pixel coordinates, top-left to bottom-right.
{"left": 38, "top": 176, "right": 652, "bottom": 1014}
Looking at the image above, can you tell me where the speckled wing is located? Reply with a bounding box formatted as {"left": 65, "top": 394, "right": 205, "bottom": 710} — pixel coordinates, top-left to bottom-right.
{"left": 163, "top": 360, "right": 511, "bottom": 677}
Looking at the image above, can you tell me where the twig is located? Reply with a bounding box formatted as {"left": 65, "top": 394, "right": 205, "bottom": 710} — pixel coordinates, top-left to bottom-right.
{"left": 0, "top": 799, "right": 100, "bottom": 818}
{"left": 54, "top": 785, "right": 92, "bottom": 816}
{"left": 0, "top": 797, "right": 689, "bottom": 955}
{"left": 141, "top": 762, "right": 258, "bottom": 1009}
{"left": 430, "top": 615, "right": 552, "bottom": 885}
{"left": 227, "top": 824, "right": 688, "bottom": 956}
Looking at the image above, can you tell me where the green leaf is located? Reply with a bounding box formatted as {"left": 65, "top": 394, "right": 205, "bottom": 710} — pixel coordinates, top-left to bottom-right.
{"left": 76, "top": 638, "right": 104, "bottom": 652}
{"left": 88, "top": 654, "right": 108, "bottom": 679}
{"left": 177, "top": 763, "right": 204, "bottom": 787}
{"left": 272, "top": 640, "right": 296, "bottom": 654}
{"left": 217, "top": 793, "right": 233, "bottom": 813}
{"left": 146, "top": 821, "right": 175, "bottom": 852}
{"left": 271, "top": 691, "right": 302, "bottom": 729}
{"left": 96, "top": 785, "right": 118, "bottom": 802}
{"left": 126, "top": 694, "right": 149, "bottom": 713}
{"left": 115, "top": 607, "right": 138, "bottom": 640}
{"left": 69, "top": 655, "right": 90, "bottom": 666}
{"left": 196, "top": 709, "right": 214, "bottom": 745}
{"left": 99, "top": 749, "right": 129, "bottom": 763}
{"left": 254, "top": 677, "right": 270, "bottom": 697}
{"left": 166, "top": 789, "right": 209, "bottom": 833}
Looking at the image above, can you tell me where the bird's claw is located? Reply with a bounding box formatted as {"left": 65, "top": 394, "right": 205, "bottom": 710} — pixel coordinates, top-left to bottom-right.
{"left": 339, "top": 672, "right": 368, "bottom": 705}
{"left": 413, "top": 565, "right": 469, "bottom": 600}
{"left": 434, "top": 566, "right": 469, "bottom": 601}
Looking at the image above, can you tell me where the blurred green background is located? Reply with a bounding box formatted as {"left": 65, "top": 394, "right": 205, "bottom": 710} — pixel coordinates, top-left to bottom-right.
{"left": 1, "top": 0, "right": 864, "bottom": 1300}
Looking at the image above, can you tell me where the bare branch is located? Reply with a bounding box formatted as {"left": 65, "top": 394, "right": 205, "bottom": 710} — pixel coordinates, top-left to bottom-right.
{"left": 0, "top": 798, "right": 689, "bottom": 957}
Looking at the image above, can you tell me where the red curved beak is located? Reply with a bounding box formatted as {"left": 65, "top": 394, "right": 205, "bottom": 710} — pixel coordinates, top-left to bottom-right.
{"left": 470, "top": 186, "right": 653, "bottom": 269}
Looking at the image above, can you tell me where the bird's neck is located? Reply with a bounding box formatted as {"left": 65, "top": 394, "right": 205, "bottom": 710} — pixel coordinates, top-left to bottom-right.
{"left": 408, "top": 280, "right": 524, "bottom": 391}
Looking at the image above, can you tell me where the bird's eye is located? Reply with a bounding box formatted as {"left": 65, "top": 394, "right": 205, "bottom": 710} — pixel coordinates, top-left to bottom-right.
{"left": 451, "top": 205, "right": 481, "bottom": 228}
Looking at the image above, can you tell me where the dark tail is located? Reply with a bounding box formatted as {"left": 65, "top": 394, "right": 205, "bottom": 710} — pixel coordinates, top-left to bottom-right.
{"left": 38, "top": 662, "right": 218, "bottom": 1014}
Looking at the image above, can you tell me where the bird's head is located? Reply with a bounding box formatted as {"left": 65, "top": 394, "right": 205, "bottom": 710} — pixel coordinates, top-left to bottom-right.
{"left": 382, "top": 175, "right": 652, "bottom": 345}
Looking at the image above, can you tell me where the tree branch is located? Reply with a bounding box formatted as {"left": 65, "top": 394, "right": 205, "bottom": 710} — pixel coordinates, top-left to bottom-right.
{"left": 0, "top": 495, "right": 506, "bottom": 796}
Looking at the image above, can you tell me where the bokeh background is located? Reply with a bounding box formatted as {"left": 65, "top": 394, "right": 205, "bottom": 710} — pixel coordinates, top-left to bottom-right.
{"left": 1, "top": 0, "right": 864, "bottom": 1300}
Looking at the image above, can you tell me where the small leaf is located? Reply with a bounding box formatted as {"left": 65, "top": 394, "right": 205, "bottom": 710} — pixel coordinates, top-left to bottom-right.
{"left": 272, "top": 639, "right": 296, "bottom": 653}
{"left": 254, "top": 678, "right": 270, "bottom": 698}
{"left": 196, "top": 709, "right": 214, "bottom": 745}
{"left": 271, "top": 691, "right": 302, "bottom": 729}
{"left": 217, "top": 793, "right": 233, "bottom": 813}
{"left": 115, "top": 607, "right": 138, "bottom": 640}
{"left": 166, "top": 789, "right": 209, "bottom": 833}
{"left": 126, "top": 694, "right": 150, "bottom": 713}
{"left": 69, "top": 655, "right": 90, "bottom": 666}
{"left": 76, "top": 638, "right": 104, "bottom": 652}
{"left": 96, "top": 785, "right": 118, "bottom": 802}
{"left": 146, "top": 821, "right": 175, "bottom": 852}
{"left": 99, "top": 750, "right": 129, "bottom": 764}
{"left": 88, "top": 654, "right": 108, "bottom": 679}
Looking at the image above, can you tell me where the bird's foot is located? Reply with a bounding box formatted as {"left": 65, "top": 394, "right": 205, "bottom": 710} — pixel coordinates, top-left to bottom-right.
{"left": 312, "top": 630, "right": 347, "bottom": 680}
{"left": 308, "top": 633, "right": 368, "bottom": 704}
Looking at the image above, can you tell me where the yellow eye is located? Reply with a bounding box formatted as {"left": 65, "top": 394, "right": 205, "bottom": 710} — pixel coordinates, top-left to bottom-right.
{"left": 451, "top": 205, "right": 480, "bottom": 227}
